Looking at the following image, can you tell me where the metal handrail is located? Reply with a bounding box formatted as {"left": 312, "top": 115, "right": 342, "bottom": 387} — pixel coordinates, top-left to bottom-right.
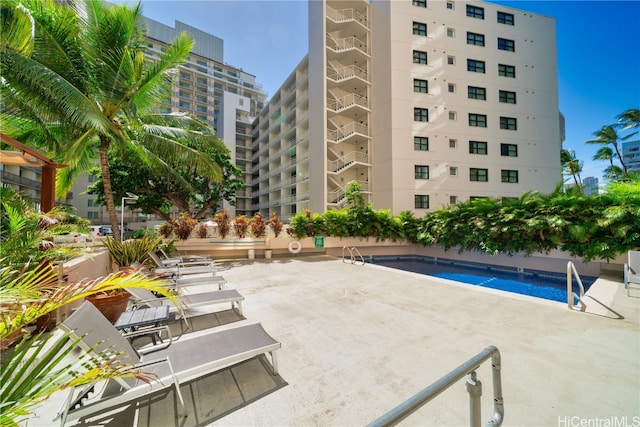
{"left": 567, "top": 261, "right": 587, "bottom": 311}
{"left": 368, "top": 346, "right": 504, "bottom": 427}
{"left": 341, "top": 246, "right": 365, "bottom": 265}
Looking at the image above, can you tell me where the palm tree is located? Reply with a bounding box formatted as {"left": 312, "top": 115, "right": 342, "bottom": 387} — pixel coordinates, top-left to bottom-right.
{"left": 586, "top": 125, "right": 629, "bottom": 174}
{"left": 617, "top": 108, "right": 640, "bottom": 130}
{"left": 1, "top": 0, "right": 223, "bottom": 241}
{"left": 560, "top": 149, "right": 583, "bottom": 192}
{"left": 592, "top": 146, "right": 623, "bottom": 181}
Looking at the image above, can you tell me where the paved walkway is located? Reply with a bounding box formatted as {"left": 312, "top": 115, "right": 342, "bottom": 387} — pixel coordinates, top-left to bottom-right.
{"left": 33, "top": 256, "right": 640, "bottom": 426}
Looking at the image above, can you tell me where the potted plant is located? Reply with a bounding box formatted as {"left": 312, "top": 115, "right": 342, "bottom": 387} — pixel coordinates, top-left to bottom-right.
{"left": 250, "top": 212, "right": 267, "bottom": 238}
{"left": 196, "top": 223, "right": 209, "bottom": 238}
{"left": 214, "top": 209, "right": 231, "bottom": 239}
{"left": 173, "top": 213, "right": 197, "bottom": 240}
{"left": 269, "top": 212, "right": 284, "bottom": 237}
{"left": 95, "top": 234, "right": 164, "bottom": 322}
{"left": 234, "top": 215, "right": 249, "bottom": 239}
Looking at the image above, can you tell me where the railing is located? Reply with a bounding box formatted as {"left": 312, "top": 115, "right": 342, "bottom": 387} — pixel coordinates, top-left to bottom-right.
{"left": 567, "top": 261, "right": 587, "bottom": 311}
{"left": 328, "top": 93, "right": 369, "bottom": 112}
{"left": 327, "top": 64, "right": 368, "bottom": 82}
{"left": 368, "top": 346, "right": 504, "bottom": 427}
{"left": 327, "top": 122, "right": 369, "bottom": 143}
{"left": 328, "top": 151, "right": 369, "bottom": 172}
{"left": 342, "top": 246, "right": 365, "bottom": 265}
{"left": 326, "top": 7, "right": 368, "bottom": 28}
{"left": 326, "top": 36, "right": 370, "bottom": 55}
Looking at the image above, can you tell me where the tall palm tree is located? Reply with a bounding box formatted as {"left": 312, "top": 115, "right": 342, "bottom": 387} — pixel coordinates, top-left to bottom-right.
{"left": 560, "top": 149, "right": 583, "bottom": 192}
{"left": 617, "top": 108, "right": 640, "bottom": 131}
{"left": 1, "top": 0, "right": 223, "bottom": 241}
{"left": 592, "top": 146, "right": 623, "bottom": 181}
{"left": 586, "top": 125, "right": 629, "bottom": 174}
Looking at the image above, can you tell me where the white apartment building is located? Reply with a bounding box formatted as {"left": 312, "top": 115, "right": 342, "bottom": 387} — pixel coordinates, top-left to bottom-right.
{"left": 73, "top": 19, "right": 267, "bottom": 222}
{"left": 252, "top": 0, "right": 563, "bottom": 217}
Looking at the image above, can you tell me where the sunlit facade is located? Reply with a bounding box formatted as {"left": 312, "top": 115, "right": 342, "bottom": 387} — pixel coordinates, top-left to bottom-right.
{"left": 251, "top": 0, "right": 563, "bottom": 217}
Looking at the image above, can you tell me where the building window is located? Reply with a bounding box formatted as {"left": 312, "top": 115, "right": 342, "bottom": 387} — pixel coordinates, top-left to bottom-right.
{"left": 87, "top": 211, "right": 99, "bottom": 219}
{"left": 87, "top": 199, "right": 95, "bottom": 207}
{"left": 466, "top": 5, "right": 484, "bottom": 19}
{"left": 467, "top": 32, "right": 485, "bottom": 46}
{"left": 413, "top": 50, "right": 428, "bottom": 64}
{"left": 498, "top": 38, "right": 515, "bottom": 52}
{"left": 414, "top": 79, "right": 429, "bottom": 93}
{"left": 469, "top": 141, "right": 488, "bottom": 154}
{"left": 414, "top": 108, "right": 429, "bottom": 122}
{"left": 470, "top": 168, "right": 489, "bottom": 182}
{"left": 415, "top": 195, "right": 430, "bottom": 209}
{"left": 414, "top": 136, "right": 429, "bottom": 151}
{"left": 469, "top": 113, "right": 487, "bottom": 127}
{"left": 88, "top": 174, "right": 97, "bottom": 183}
{"left": 413, "top": 21, "right": 427, "bottom": 36}
{"left": 468, "top": 86, "right": 487, "bottom": 100}
{"left": 498, "top": 64, "right": 516, "bottom": 78}
{"left": 501, "top": 143, "right": 518, "bottom": 157}
{"left": 501, "top": 170, "right": 519, "bottom": 183}
{"left": 497, "top": 11, "right": 514, "bottom": 25}
{"left": 449, "top": 139, "right": 458, "bottom": 148}
{"left": 447, "top": 28, "right": 455, "bottom": 38}
{"left": 500, "top": 116, "right": 517, "bottom": 130}
{"left": 499, "top": 90, "right": 517, "bottom": 104}
{"left": 450, "top": 167, "right": 458, "bottom": 176}
{"left": 467, "top": 59, "right": 486, "bottom": 73}
{"left": 447, "top": 55, "right": 455, "bottom": 65}
{"left": 447, "top": 1, "right": 454, "bottom": 10}
{"left": 415, "top": 165, "right": 430, "bottom": 179}
{"left": 450, "top": 195, "right": 458, "bottom": 204}
{"left": 413, "top": 0, "right": 427, "bottom": 7}
{"left": 449, "top": 111, "right": 457, "bottom": 121}
{"left": 448, "top": 83, "right": 456, "bottom": 93}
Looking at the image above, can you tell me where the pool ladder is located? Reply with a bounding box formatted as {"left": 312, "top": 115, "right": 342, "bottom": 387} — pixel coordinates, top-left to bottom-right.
{"left": 342, "top": 246, "right": 365, "bottom": 265}
{"left": 567, "top": 261, "right": 587, "bottom": 311}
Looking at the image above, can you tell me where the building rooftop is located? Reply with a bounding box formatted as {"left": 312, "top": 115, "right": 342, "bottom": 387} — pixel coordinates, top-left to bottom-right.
{"left": 33, "top": 255, "right": 639, "bottom": 426}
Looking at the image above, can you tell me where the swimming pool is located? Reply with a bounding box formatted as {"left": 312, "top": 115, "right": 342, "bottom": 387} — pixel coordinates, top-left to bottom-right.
{"left": 367, "top": 256, "right": 596, "bottom": 304}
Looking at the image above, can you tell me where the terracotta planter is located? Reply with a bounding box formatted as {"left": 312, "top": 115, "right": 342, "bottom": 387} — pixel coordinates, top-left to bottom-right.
{"left": 86, "top": 291, "right": 131, "bottom": 324}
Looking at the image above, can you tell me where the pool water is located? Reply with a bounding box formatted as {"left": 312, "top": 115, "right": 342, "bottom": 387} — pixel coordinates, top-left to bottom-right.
{"left": 368, "top": 256, "right": 596, "bottom": 304}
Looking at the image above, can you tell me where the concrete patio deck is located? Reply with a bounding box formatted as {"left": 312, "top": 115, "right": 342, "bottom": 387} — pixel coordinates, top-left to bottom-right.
{"left": 32, "top": 255, "right": 639, "bottom": 426}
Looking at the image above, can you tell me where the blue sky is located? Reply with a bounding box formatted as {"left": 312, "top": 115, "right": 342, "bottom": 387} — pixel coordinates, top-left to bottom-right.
{"left": 118, "top": 0, "right": 639, "bottom": 183}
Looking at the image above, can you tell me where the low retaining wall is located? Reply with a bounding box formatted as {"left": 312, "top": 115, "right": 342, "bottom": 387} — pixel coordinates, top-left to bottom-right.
{"left": 174, "top": 236, "right": 625, "bottom": 278}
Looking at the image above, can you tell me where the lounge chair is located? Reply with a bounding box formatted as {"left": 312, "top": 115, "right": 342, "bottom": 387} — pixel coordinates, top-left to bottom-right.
{"left": 159, "top": 248, "right": 212, "bottom": 264}
{"left": 624, "top": 250, "right": 640, "bottom": 296}
{"left": 149, "top": 251, "right": 213, "bottom": 269}
{"left": 56, "top": 302, "right": 280, "bottom": 425}
{"left": 126, "top": 286, "right": 244, "bottom": 321}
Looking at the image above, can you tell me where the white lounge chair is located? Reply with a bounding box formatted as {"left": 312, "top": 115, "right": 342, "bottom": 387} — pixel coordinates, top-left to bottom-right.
{"left": 126, "top": 286, "right": 244, "bottom": 322}
{"left": 149, "top": 251, "right": 213, "bottom": 268}
{"left": 56, "top": 302, "right": 280, "bottom": 425}
{"left": 159, "top": 248, "right": 212, "bottom": 264}
{"left": 624, "top": 250, "right": 640, "bottom": 296}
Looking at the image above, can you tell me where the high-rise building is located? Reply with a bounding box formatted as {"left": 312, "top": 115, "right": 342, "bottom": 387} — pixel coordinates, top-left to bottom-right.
{"left": 251, "top": 0, "right": 564, "bottom": 217}
{"left": 583, "top": 176, "right": 599, "bottom": 195}
{"left": 622, "top": 139, "right": 640, "bottom": 173}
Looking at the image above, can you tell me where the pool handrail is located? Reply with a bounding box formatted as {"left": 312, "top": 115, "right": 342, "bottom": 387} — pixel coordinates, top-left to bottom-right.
{"left": 566, "top": 261, "right": 587, "bottom": 311}
{"left": 367, "top": 345, "right": 504, "bottom": 427}
{"left": 342, "top": 246, "right": 365, "bottom": 265}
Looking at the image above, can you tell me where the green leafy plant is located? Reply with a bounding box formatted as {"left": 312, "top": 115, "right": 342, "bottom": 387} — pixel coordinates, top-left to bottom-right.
{"left": 102, "top": 234, "right": 163, "bottom": 268}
